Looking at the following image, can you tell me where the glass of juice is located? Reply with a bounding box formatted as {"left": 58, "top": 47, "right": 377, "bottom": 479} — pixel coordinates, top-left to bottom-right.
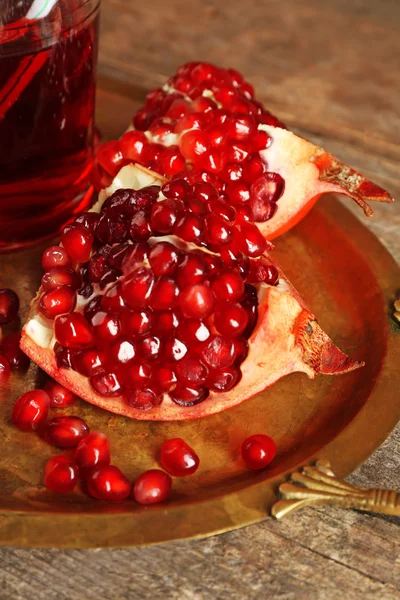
{"left": 0, "top": 0, "right": 100, "bottom": 251}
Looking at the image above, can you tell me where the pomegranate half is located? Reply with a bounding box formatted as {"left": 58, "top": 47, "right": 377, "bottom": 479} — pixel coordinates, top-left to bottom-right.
{"left": 21, "top": 164, "right": 362, "bottom": 421}
{"left": 95, "top": 62, "right": 393, "bottom": 240}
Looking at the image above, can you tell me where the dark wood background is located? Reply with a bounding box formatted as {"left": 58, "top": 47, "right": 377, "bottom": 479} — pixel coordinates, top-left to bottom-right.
{"left": 1, "top": 1, "right": 399, "bottom": 598}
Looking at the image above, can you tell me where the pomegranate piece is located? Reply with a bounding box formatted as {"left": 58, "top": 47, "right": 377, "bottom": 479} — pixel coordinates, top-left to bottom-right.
{"left": 44, "top": 455, "right": 78, "bottom": 494}
{"left": 87, "top": 465, "right": 131, "bottom": 500}
{"left": 160, "top": 438, "right": 199, "bottom": 476}
{"left": 44, "top": 380, "right": 78, "bottom": 407}
{"left": 133, "top": 469, "right": 172, "bottom": 505}
{"left": 0, "top": 289, "right": 19, "bottom": 324}
{"left": 241, "top": 434, "right": 276, "bottom": 470}
{"left": 75, "top": 432, "right": 111, "bottom": 477}
{"left": 1, "top": 332, "right": 30, "bottom": 371}
{"left": 12, "top": 390, "right": 50, "bottom": 432}
{"left": 0, "top": 354, "right": 11, "bottom": 388}
{"left": 61, "top": 223, "right": 93, "bottom": 263}
{"left": 43, "top": 416, "right": 89, "bottom": 448}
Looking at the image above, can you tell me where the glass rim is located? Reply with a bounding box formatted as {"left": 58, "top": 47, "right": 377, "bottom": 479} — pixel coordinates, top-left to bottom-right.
{"left": 0, "top": 0, "right": 100, "bottom": 33}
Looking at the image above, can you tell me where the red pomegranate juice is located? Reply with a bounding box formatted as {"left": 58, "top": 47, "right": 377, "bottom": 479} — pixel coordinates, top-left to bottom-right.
{"left": 0, "top": 1, "right": 100, "bottom": 250}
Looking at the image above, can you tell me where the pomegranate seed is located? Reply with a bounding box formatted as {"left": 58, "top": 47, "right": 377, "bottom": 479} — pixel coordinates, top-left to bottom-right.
{"left": 72, "top": 348, "right": 105, "bottom": 377}
{"left": 122, "top": 242, "right": 150, "bottom": 272}
{"left": 207, "top": 366, "right": 241, "bottom": 392}
{"left": 101, "top": 283, "right": 126, "bottom": 314}
{"left": 225, "top": 180, "right": 250, "bottom": 205}
{"left": 176, "top": 254, "right": 207, "bottom": 287}
{"left": 130, "top": 211, "right": 152, "bottom": 241}
{"left": 106, "top": 339, "right": 136, "bottom": 368}
{"left": 97, "top": 140, "right": 124, "bottom": 176}
{"left": 44, "top": 416, "right": 89, "bottom": 448}
{"left": 241, "top": 434, "right": 276, "bottom": 470}
{"left": 208, "top": 199, "right": 236, "bottom": 223}
{"left": 167, "top": 99, "right": 190, "bottom": 119}
{"left": 44, "top": 455, "right": 78, "bottom": 494}
{"left": 200, "top": 335, "right": 236, "bottom": 369}
{"left": 153, "top": 310, "right": 180, "bottom": 337}
{"left": 235, "top": 205, "right": 254, "bottom": 224}
{"left": 83, "top": 296, "right": 102, "bottom": 321}
{"left": 233, "top": 337, "right": 249, "bottom": 363}
{"left": 179, "top": 284, "right": 215, "bottom": 319}
{"left": 180, "top": 130, "right": 208, "bottom": 161}
{"left": 121, "top": 308, "right": 153, "bottom": 338}
{"left": 173, "top": 213, "right": 203, "bottom": 244}
{"left": 224, "top": 140, "right": 249, "bottom": 163}
{"left": 153, "top": 365, "right": 177, "bottom": 392}
{"left": 75, "top": 212, "right": 100, "bottom": 232}
{"left": 55, "top": 313, "right": 94, "bottom": 348}
{"left": 177, "top": 319, "right": 211, "bottom": 344}
{"left": 120, "top": 130, "right": 148, "bottom": 161}
{"left": 192, "top": 182, "right": 218, "bottom": 204}
{"left": 240, "top": 81, "right": 255, "bottom": 99}
{"left": 87, "top": 465, "right": 131, "bottom": 500}
{"left": 176, "top": 355, "right": 208, "bottom": 385}
{"left": 242, "top": 155, "right": 265, "bottom": 182}
{"left": 241, "top": 284, "right": 259, "bottom": 338}
{"left": 75, "top": 432, "right": 110, "bottom": 477}
{"left": 199, "top": 148, "right": 225, "bottom": 173}
{"left": 207, "top": 126, "right": 227, "bottom": 148}
{"left": 161, "top": 438, "right": 199, "bottom": 476}
{"left": 204, "top": 214, "right": 233, "bottom": 246}
{"left": 41, "top": 267, "right": 81, "bottom": 291}
{"left": 12, "top": 390, "right": 50, "bottom": 432}
{"left": 211, "top": 271, "right": 244, "bottom": 302}
{"left": 55, "top": 344, "right": 73, "bottom": 369}
{"left": 42, "top": 246, "right": 71, "bottom": 270}
{"left": 0, "top": 332, "right": 30, "bottom": 371}
{"left": 122, "top": 267, "right": 155, "bottom": 309}
{"left": 160, "top": 146, "right": 186, "bottom": 175}
{"left": 88, "top": 253, "right": 110, "bottom": 282}
{"left": 248, "top": 261, "right": 279, "bottom": 285}
{"left": 133, "top": 470, "right": 172, "bottom": 505}
{"left": 214, "top": 303, "right": 248, "bottom": 336}
{"left": 139, "top": 336, "right": 161, "bottom": 360}
{"left": 39, "top": 286, "right": 76, "bottom": 319}
{"left": 252, "top": 129, "right": 272, "bottom": 151}
{"left": 227, "top": 114, "right": 256, "bottom": 140}
{"left": 90, "top": 311, "right": 120, "bottom": 344}
{"left": 108, "top": 242, "right": 130, "bottom": 270}
{"left": 133, "top": 108, "right": 155, "bottom": 131}
{"left": 125, "top": 361, "right": 152, "bottom": 386}
{"left": 214, "top": 85, "right": 237, "bottom": 105}
{"left": 162, "top": 338, "right": 187, "bottom": 362}
{"left": 126, "top": 386, "right": 162, "bottom": 411}
{"left": 0, "top": 289, "right": 19, "bottom": 324}
{"left": 162, "top": 178, "right": 190, "bottom": 199}
{"left": 151, "top": 277, "right": 179, "bottom": 311}
{"left": 91, "top": 372, "right": 123, "bottom": 397}
{"left": 44, "top": 380, "right": 78, "bottom": 407}
{"left": 61, "top": 223, "right": 93, "bottom": 263}
{"left": 175, "top": 112, "right": 205, "bottom": 133}
{"left": 149, "top": 242, "right": 180, "bottom": 276}
{"left": 0, "top": 354, "right": 11, "bottom": 388}
{"left": 250, "top": 173, "right": 285, "bottom": 222}
{"left": 235, "top": 223, "right": 267, "bottom": 257}
{"left": 169, "top": 384, "right": 209, "bottom": 407}
{"left": 220, "top": 246, "right": 250, "bottom": 278}
{"left": 227, "top": 67, "right": 244, "bottom": 86}
{"left": 203, "top": 254, "right": 223, "bottom": 276}
{"left": 186, "top": 197, "right": 207, "bottom": 215}
{"left": 150, "top": 199, "right": 180, "bottom": 233}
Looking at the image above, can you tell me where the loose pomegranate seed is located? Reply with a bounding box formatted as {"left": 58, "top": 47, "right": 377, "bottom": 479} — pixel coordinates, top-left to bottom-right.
{"left": 151, "top": 277, "right": 179, "bottom": 311}
{"left": 176, "top": 355, "right": 208, "bottom": 385}
{"left": 152, "top": 365, "right": 177, "bottom": 392}
{"left": 44, "top": 455, "right": 78, "bottom": 494}
{"left": 125, "top": 361, "right": 152, "bottom": 386}
{"left": 207, "top": 366, "right": 241, "bottom": 392}
{"left": 169, "top": 384, "right": 209, "bottom": 407}
{"left": 106, "top": 339, "right": 136, "bottom": 369}
{"left": 75, "top": 432, "right": 111, "bottom": 477}
{"left": 133, "top": 470, "right": 172, "bottom": 505}
{"left": 122, "top": 267, "right": 155, "bottom": 309}
{"left": 120, "top": 130, "right": 148, "bottom": 162}
{"left": 44, "top": 380, "right": 78, "bottom": 407}
{"left": 87, "top": 465, "right": 131, "bottom": 500}
{"left": 214, "top": 303, "right": 248, "bottom": 336}
{"left": 42, "top": 246, "right": 71, "bottom": 270}
{"left": 90, "top": 311, "right": 121, "bottom": 344}
{"left": 150, "top": 199, "right": 180, "bottom": 233}
{"left": 0, "top": 289, "right": 19, "bottom": 324}
{"left": 41, "top": 267, "right": 81, "bottom": 291}
{"left": 160, "top": 438, "right": 199, "bottom": 476}
{"left": 149, "top": 242, "right": 180, "bottom": 276}
{"left": 0, "top": 354, "right": 11, "bottom": 388}
{"left": 200, "top": 335, "right": 236, "bottom": 369}
{"left": 204, "top": 214, "right": 233, "bottom": 246}
{"left": 241, "top": 434, "right": 276, "bottom": 470}
{"left": 72, "top": 348, "right": 105, "bottom": 377}
{"left": 125, "top": 386, "right": 162, "bottom": 411}
{"left": 173, "top": 214, "right": 203, "bottom": 244}
{"left": 139, "top": 336, "right": 161, "bottom": 360}
{"left": 55, "top": 313, "right": 94, "bottom": 348}
{"left": 234, "top": 223, "right": 267, "bottom": 257}
{"left": 179, "top": 284, "right": 215, "bottom": 319}
{"left": 121, "top": 308, "right": 153, "bottom": 338}
{"left": 12, "top": 390, "right": 50, "bottom": 432}
{"left": 0, "top": 332, "right": 30, "bottom": 371}
{"left": 39, "top": 286, "right": 76, "bottom": 319}
{"left": 61, "top": 223, "right": 93, "bottom": 263}
{"left": 44, "top": 416, "right": 89, "bottom": 448}
{"left": 91, "top": 372, "right": 123, "bottom": 397}
{"left": 211, "top": 271, "right": 244, "bottom": 302}
{"left": 162, "top": 178, "right": 190, "bottom": 199}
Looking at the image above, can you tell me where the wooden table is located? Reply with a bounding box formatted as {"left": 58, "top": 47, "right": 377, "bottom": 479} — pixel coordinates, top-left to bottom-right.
{"left": 1, "top": 1, "right": 399, "bottom": 598}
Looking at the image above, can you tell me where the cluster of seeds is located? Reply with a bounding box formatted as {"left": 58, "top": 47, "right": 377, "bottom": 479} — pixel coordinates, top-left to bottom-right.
{"left": 96, "top": 62, "right": 286, "bottom": 223}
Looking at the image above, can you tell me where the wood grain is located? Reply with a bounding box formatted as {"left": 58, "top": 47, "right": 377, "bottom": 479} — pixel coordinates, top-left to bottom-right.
{"left": 1, "top": 0, "right": 399, "bottom": 598}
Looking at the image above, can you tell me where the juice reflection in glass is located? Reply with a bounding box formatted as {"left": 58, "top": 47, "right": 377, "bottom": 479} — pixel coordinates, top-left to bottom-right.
{"left": 0, "top": 0, "right": 100, "bottom": 250}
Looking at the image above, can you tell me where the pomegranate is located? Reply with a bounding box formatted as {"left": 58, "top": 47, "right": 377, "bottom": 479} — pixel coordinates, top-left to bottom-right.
{"left": 86, "top": 465, "right": 131, "bottom": 500}
{"left": 94, "top": 62, "right": 393, "bottom": 240}
{"left": 21, "top": 164, "right": 363, "bottom": 421}
{"left": 0, "top": 289, "right": 19, "bottom": 324}
{"left": 133, "top": 469, "right": 172, "bottom": 504}
{"left": 160, "top": 438, "right": 199, "bottom": 476}
{"left": 44, "top": 455, "right": 78, "bottom": 494}
{"left": 241, "top": 434, "right": 276, "bottom": 470}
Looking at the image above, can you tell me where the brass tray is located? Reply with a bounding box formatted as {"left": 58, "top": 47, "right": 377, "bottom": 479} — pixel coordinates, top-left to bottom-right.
{"left": 0, "top": 78, "right": 399, "bottom": 548}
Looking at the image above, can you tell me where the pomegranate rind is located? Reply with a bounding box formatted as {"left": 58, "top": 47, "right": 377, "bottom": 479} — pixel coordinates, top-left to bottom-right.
{"left": 21, "top": 163, "right": 363, "bottom": 421}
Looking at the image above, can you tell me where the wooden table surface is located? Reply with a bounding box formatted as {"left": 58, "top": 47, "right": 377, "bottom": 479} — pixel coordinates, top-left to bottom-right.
{"left": 1, "top": 1, "right": 399, "bottom": 598}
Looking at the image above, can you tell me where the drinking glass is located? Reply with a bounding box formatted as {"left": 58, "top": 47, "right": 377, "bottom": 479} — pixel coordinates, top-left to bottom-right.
{"left": 0, "top": 0, "right": 100, "bottom": 250}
